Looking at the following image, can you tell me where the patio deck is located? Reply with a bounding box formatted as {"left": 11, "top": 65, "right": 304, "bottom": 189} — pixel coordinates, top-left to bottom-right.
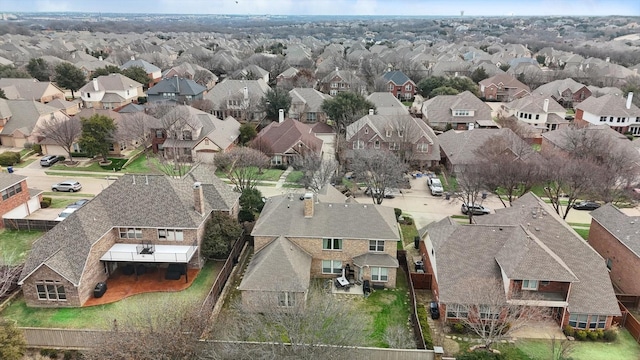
{"left": 83, "top": 267, "right": 200, "bottom": 307}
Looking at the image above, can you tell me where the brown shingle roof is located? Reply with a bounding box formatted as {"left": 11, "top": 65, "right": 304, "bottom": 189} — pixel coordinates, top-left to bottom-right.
{"left": 590, "top": 204, "right": 640, "bottom": 257}
{"left": 256, "top": 119, "right": 323, "bottom": 155}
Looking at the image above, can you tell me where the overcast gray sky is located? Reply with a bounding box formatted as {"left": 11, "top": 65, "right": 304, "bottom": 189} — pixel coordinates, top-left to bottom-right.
{"left": 1, "top": 0, "right": 638, "bottom": 16}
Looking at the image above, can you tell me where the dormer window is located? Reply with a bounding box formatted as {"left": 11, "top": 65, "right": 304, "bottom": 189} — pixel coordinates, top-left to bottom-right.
{"left": 386, "top": 130, "right": 392, "bottom": 137}
{"left": 398, "top": 129, "right": 404, "bottom": 137}
{"left": 183, "top": 130, "right": 193, "bottom": 141}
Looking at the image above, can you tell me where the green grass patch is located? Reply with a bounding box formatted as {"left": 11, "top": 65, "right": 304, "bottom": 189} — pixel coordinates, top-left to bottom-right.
{"left": 285, "top": 170, "right": 304, "bottom": 183}
{"left": 2, "top": 261, "right": 222, "bottom": 329}
{"left": 99, "top": 158, "right": 128, "bottom": 171}
{"left": 49, "top": 197, "right": 80, "bottom": 208}
{"left": 516, "top": 329, "right": 640, "bottom": 360}
{"left": 281, "top": 183, "right": 304, "bottom": 188}
{"left": 531, "top": 144, "right": 541, "bottom": 152}
{"left": 357, "top": 271, "right": 411, "bottom": 347}
{"left": 400, "top": 222, "right": 418, "bottom": 246}
{"left": 121, "top": 154, "right": 159, "bottom": 174}
{"left": 44, "top": 171, "right": 124, "bottom": 179}
{"left": 440, "top": 174, "right": 458, "bottom": 192}
{"left": 568, "top": 222, "right": 590, "bottom": 227}
{"left": 42, "top": 191, "right": 96, "bottom": 197}
{"left": 573, "top": 228, "right": 589, "bottom": 240}
{"left": 0, "top": 229, "right": 43, "bottom": 265}
{"left": 13, "top": 158, "right": 36, "bottom": 168}
{"left": 20, "top": 149, "right": 33, "bottom": 157}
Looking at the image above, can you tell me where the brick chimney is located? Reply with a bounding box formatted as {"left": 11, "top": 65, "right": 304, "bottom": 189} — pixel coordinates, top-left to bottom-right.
{"left": 193, "top": 182, "right": 205, "bottom": 216}
{"left": 303, "top": 192, "right": 314, "bottom": 218}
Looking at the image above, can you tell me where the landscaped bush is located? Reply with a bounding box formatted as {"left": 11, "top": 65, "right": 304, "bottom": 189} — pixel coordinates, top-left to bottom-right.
{"left": 574, "top": 329, "right": 588, "bottom": 341}
{"left": 452, "top": 322, "right": 466, "bottom": 334}
{"left": 100, "top": 158, "right": 128, "bottom": 171}
{"left": 587, "top": 330, "right": 599, "bottom": 341}
{"left": 394, "top": 208, "right": 402, "bottom": 220}
{"left": 271, "top": 164, "right": 288, "bottom": 170}
{"left": 456, "top": 350, "right": 505, "bottom": 360}
{"left": 69, "top": 152, "right": 92, "bottom": 158}
{"left": 603, "top": 328, "right": 618, "bottom": 341}
{"left": 563, "top": 325, "right": 575, "bottom": 337}
{"left": 0, "top": 151, "right": 21, "bottom": 166}
{"left": 416, "top": 305, "right": 434, "bottom": 349}
{"left": 32, "top": 143, "right": 42, "bottom": 155}
{"left": 57, "top": 155, "right": 66, "bottom": 162}
{"left": 40, "top": 348, "right": 59, "bottom": 358}
{"left": 594, "top": 329, "right": 604, "bottom": 340}
{"left": 40, "top": 197, "right": 52, "bottom": 208}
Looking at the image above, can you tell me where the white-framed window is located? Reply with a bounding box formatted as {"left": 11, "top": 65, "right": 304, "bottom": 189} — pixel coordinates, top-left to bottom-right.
{"left": 36, "top": 280, "right": 66, "bottom": 301}
{"left": 353, "top": 140, "right": 364, "bottom": 149}
{"left": 569, "top": 314, "right": 589, "bottom": 329}
{"left": 182, "top": 130, "right": 193, "bottom": 141}
{"left": 158, "top": 228, "right": 184, "bottom": 241}
{"left": 386, "top": 130, "right": 392, "bottom": 137}
{"left": 606, "top": 258, "right": 613, "bottom": 270}
{"left": 374, "top": 140, "right": 380, "bottom": 149}
{"left": 119, "top": 227, "right": 142, "bottom": 239}
{"left": 271, "top": 155, "right": 283, "bottom": 165}
{"left": 369, "top": 240, "right": 384, "bottom": 252}
{"left": 323, "top": 238, "right": 342, "bottom": 250}
{"left": 600, "top": 116, "right": 607, "bottom": 122}
{"left": 417, "top": 143, "right": 428, "bottom": 152}
{"left": 446, "top": 304, "right": 468, "bottom": 319}
{"left": 1, "top": 183, "right": 22, "bottom": 200}
{"left": 155, "top": 129, "right": 164, "bottom": 138}
{"left": 330, "top": 90, "right": 337, "bottom": 96}
{"left": 405, "top": 84, "right": 413, "bottom": 91}
{"left": 454, "top": 110, "right": 470, "bottom": 116}
{"left": 322, "top": 260, "right": 342, "bottom": 274}
{"left": 278, "top": 292, "right": 295, "bottom": 307}
{"left": 479, "top": 305, "right": 500, "bottom": 319}
{"left": 398, "top": 129, "right": 404, "bottom": 137}
{"left": 389, "top": 142, "right": 399, "bottom": 150}
{"left": 522, "top": 279, "right": 538, "bottom": 290}
{"left": 340, "top": 83, "right": 346, "bottom": 88}
{"left": 228, "top": 99, "right": 240, "bottom": 106}
{"left": 388, "top": 83, "right": 394, "bottom": 91}
{"left": 306, "top": 112, "right": 317, "bottom": 122}
{"left": 371, "top": 267, "right": 388, "bottom": 281}
{"left": 535, "top": 114, "right": 540, "bottom": 120}
{"left": 588, "top": 315, "right": 607, "bottom": 329}
{"left": 331, "top": 83, "right": 338, "bottom": 88}
{"left": 364, "top": 127, "right": 369, "bottom": 134}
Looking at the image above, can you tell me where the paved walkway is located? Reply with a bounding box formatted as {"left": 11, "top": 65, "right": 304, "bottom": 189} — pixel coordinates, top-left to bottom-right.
{"left": 275, "top": 166, "right": 293, "bottom": 189}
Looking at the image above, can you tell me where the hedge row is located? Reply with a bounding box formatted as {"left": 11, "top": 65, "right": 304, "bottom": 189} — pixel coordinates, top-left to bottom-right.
{"left": 416, "top": 305, "right": 434, "bottom": 349}
{"left": 563, "top": 325, "right": 617, "bottom": 341}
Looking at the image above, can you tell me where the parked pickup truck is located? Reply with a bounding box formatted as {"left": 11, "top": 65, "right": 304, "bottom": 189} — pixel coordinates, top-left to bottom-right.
{"left": 428, "top": 177, "right": 444, "bottom": 196}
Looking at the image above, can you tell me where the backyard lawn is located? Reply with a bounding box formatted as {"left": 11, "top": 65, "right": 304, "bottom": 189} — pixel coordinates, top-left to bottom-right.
{"left": 1, "top": 261, "right": 222, "bottom": 329}
{"left": 400, "top": 221, "right": 418, "bottom": 247}
{"left": 215, "top": 167, "right": 284, "bottom": 182}
{"left": 0, "top": 229, "right": 43, "bottom": 265}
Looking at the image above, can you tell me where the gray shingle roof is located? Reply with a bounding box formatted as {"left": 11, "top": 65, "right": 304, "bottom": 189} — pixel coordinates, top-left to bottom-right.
{"left": 147, "top": 77, "right": 206, "bottom": 97}
{"left": 352, "top": 253, "right": 399, "bottom": 268}
{"left": 238, "top": 236, "right": 312, "bottom": 292}
{"left": 422, "top": 91, "right": 492, "bottom": 125}
{"left": 533, "top": 78, "right": 588, "bottom": 98}
{"left": 19, "top": 168, "right": 239, "bottom": 286}
{"left": 0, "top": 172, "right": 26, "bottom": 191}
{"left": 1, "top": 100, "right": 61, "bottom": 136}
{"left": 289, "top": 88, "right": 331, "bottom": 113}
{"left": 366, "top": 92, "right": 409, "bottom": 116}
{"left": 576, "top": 93, "right": 640, "bottom": 118}
{"left": 120, "top": 58, "right": 161, "bottom": 74}
{"left": 382, "top": 70, "right": 413, "bottom": 86}
{"left": 203, "top": 79, "right": 270, "bottom": 108}
{"left": 0, "top": 78, "right": 63, "bottom": 101}
{"left": 505, "top": 94, "right": 565, "bottom": 114}
{"left": 479, "top": 74, "right": 530, "bottom": 94}
{"left": 252, "top": 194, "right": 399, "bottom": 241}
{"left": 591, "top": 204, "right": 640, "bottom": 257}
{"left": 79, "top": 73, "right": 143, "bottom": 93}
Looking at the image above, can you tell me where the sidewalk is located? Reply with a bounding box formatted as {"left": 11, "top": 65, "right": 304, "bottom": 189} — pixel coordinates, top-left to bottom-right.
{"left": 275, "top": 166, "right": 293, "bottom": 189}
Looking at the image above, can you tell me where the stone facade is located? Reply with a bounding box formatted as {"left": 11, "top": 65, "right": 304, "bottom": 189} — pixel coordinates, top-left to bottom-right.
{"left": 22, "top": 265, "right": 80, "bottom": 307}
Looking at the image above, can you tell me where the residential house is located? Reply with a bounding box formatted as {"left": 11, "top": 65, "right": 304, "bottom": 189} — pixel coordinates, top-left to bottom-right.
{"left": 254, "top": 117, "right": 323, "bottom": 166}
{"left": 421, "top": 91, "right": 493, "bottom": 130}
{"left": 422, "top": 193, "right": 620, "bottom": 330}
{"left": 18, "top": 167, "right": 240, "bottom": 307}
{"left": 0, "top": 78, "right": 65, "bottom": 103}
{"left": 0, "top": 100, "right": 69, "bottom": 148}
{"left": 438, "top": 128, "right": 537, "bottom": 174}
{"left": 288, "top": 88, "right": 331, "bottom": 123}
{"left": 203, "top": 79, "right": 270, "bottom": 123}
{"left": 381, "top": 70, "right": 416, "bottom": 100}
{"left": 162, "top": 63, "right": 218, "bottom": 90}
{"left": 0, "top": 173, "right": 43, "bottom": 229}
{"left": 46, "top": 98, "right": 81, "bottom": 116}
{"left": 367, "top": 92, "right": 410, "bottom": 116}
{"left": 318, "top": 67, "right": 366, "bottom": 96}
{"left": 147, "top": 77, "right": 207, "bottom": 104}
{"left": 239, "top": 192, "right": 400, "bottom": 309}
{"left": 120, "top": 57, "right": 162, "bottom": 88}
{"left": 276, "top": 67, "right": 299, "bottom": 85}
{"left": 479, "top": 74, "right": 530, "bottom": 102}
{"left": 501, "top": 95, "right": 568, "bottom": 132}
{"left": 533, "top": 78, "right": 592, "bottom": 108}
{"left": 233, "top": 64, "right": 270, "bottom": 84}
{"left": 589, "top": 204, "right": 640, "bottom": 296}
{"left": 64, "top": 108, "right": 129, "bottom": 156}
{"left": 157, "top": 105, "right": 240, "bottom": 164}
{"left": 79, "top": 74, "right": 144, "bottom": 111}
{"left": 346, "top": 112, "right": 440, "bottom": 169}
{"left": 575, "top": 93, "right": 640, "bottom": 136}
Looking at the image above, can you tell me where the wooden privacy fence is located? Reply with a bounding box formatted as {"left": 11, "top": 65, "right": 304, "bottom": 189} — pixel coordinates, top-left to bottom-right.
{"left": 398, "top": 250, "right": 427, "bottom": 350}
{"left": 3, "top": 218, "right": 59, "bottom": 231}
{"left": 616, "top": 301, "right": 640, "bottom": 344}
{"left": 201, "top": 231, "right": 246, "bottom": 312}
{"left": 411, "top": 272, "right": 433, "bottom": 290}
{"left": 20, "top": 328, "right": 103, "bottom": 349}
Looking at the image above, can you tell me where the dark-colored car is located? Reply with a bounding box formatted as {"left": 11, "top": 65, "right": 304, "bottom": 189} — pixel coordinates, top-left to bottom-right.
{"left": 67, "top": 199, "right": 90, "bottom": 209}
{"left": 573, "top": 201, "right": 601, "bottom": 211}
{"left": 430, "top": 301, "right": 440, "bottom": 320}
{"left": 461, "top": 203, "right": 491, "bottom": 215}
{"left": 40, "top": 155, "right": 59, "bottom": 167}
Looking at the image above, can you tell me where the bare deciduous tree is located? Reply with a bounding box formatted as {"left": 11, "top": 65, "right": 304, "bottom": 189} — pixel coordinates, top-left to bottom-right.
{"left": 35, "top": 114, "right": 81, "bottom": 162}
{"left": 350, "top": 149, "right": 408, "bottom": 204}
{"left": 451, "top": 164, "right": 489, "bottom": 224}
{"left": 118, "top": 112, "right": 156, "bottom": 151}
{"left": 0, "top": 251, "right": 22, "bottom": 301}
{"left": 215, "top": 147, "right": 270, "bottom": 192}
{"left": 447, "top": 278, "right": 552, "bottom": 350}
{"left": 293, "top": 152, "right": 338, "bottom": 192}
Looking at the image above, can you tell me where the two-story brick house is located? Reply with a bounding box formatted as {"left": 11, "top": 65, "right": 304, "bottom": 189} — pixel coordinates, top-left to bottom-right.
{"left": 479, "top": 73, "right": 530, "bottom": 102}
{"left": 421, "top": 91, "right": 493, "bottom": 130}
{"left": 239, "top": 192, "right": 400, "bottom": 309}
{"left": 575, "top": 93, "right": 640, "bottom": 136}
{"left": 589, "top": 204, "right": 640, "bottom": 296}
{"left": 18, "top": 167, "right": 239, "bottom": 308}
{"left": 0, "top": 173, "right": 43, "bottom": 228}
{"left": 533, "top": 78, "right": 592, "bottom": 108}
{"left": 318, "top": 68, "right": 366, "bottom": 96}
{"left": 345, "top": 113, "right": 440, "bottom": 169}
{"left": 79, "top": 74, "right": 144, "bottom": 111}
{"left": 501, "top": 95, "right": 568, "bottom": 132}
{"left": 381, "top": 70, "right": 417, "bottom": 100}
{"left": 146, "top": 76, "right": 207, "bottom": 104}
{"left": 288, "top": 88, "right": 332, "bottom": 123}
{"left": 422, "top": 193, "right": 620, "bottom": 330}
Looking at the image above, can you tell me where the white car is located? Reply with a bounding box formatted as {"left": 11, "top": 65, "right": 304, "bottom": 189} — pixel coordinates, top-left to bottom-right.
{"left": 428, "top": 177, "right": 444, "bottom": 196}
{"left": 55, "top": 207, "right": 78, "bottom": 221}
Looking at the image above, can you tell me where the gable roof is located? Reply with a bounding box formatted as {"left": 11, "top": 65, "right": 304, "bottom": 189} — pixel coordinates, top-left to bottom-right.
{"left": 0, "top": 100, "right": 61, "bottom": 136}
{"left": 238, "top": 236, "right": 312, "bottom": 292}
{"left": 289, "top": 88, "right": 331, "bottom": 113}
{"left": 161, "top": 106, "right": 240, "bottom": 151}
{"left": 252, "top": 194, "right": 399, "bottom": 241}
{"left": 203, "top": 79, "right": 270, "bottom": 107}
{"left": 79, "top": 73, "right": 143, "bottom": 93}
{"left": 382, "top": 70, "right": 413, "bottom": 86}
{"left": 576, "top": 93, "right": 640, "bottom": 117}
{"left": 366, "top": 92, "right": 409, "bottom": 116}
{"left": 590, "top": 204, "right": 640, "bottom": 258}
{"left": 120, "top": 58, "right": 161, "bottom": 74}
{"left": 0, "top": 172, "right": 26, "bottom": 191}
{"left": 256, "top": 118, "right": 323, "bottom": 155}
{"left": 533, "top": 78, "right": 588, "bottom": 98}
{"left": 0, "top": 78, "right": 63, "bottom": 101}
{"left": 422, "top": 91, "right": 492, "bottom": 124}
{"left": 147, "top": 77, "right": 207, "bottom": 96}
{"left": 479, "top": 73, "right": 530, "bottom": 93}
{"left": 19, "top": 167, "right": 239, "bottom": 286}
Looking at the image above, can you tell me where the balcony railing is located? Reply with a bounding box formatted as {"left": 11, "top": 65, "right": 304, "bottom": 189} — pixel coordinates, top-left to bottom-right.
{"left": 101, "top": 243, "right": 197, "bottom": 263}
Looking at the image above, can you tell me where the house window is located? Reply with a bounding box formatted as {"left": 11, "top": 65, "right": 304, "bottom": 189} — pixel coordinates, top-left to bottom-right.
{"left": 322, "top": 260, "right": 342, "bottom": 274}
{"left": 405, "top": 84, "right": 413, "bottom": 91}
{"left": 453, "top": 110, "right": 470, "bottom": 116}
{"left": 446, "top": 304, "right": 468, "bottom": 319}
{"left": 204, "top": 139, "right": 209, "bottom": 145}
{"left": 278, "top": 292, "right": 295, "bottom": 307}
{"left": 323, "top": 238, "right": 342, "bottom": 250}
{"left": 610, "top": 117, "right": 614, "bottom": 122}
{"left": 36, "top": 280, "right": 66, "bottom": 301}
{"left": 596, "top": 315, "right": 607, "bottom": 329}
{"left": 271, "top": 155, "right": 283, "bottom": 165}
{"left": 569, "top": 314, "right": 589, "bottom": 329}
{"left": 331, "top": 83, "right": 338, "bottom": 88}
{"left": 158, "top": 229, "right": 184, "bottom": 241}
{"left": 353, "top": 140, "right": 364, "bottom": 149}
{"left": 535, "top": 114, "right": 540, "bottom": 120}
{"left": 228, "top": 99, "right": 240, "bottom": 106}
{"left": 522, "top": 279, "right": 538, "bottom": 290}
{"left": 398, "top": 129, "right": 404, "bottom": 137}
{"left": 606, "top": 258, "right": 613, "bottom": 270}
{"left": 340, "top": 83, "right": 346, "bottom": 88}
{"left": 364, "top": 128, "right": 369, "bottom": 134}
{"left": 600, "top": 116, "right": 607, "bottom": 122}
{"left": 389, "top": 142, "right": 399, "bottom": 150}
{"left": 388, "top": 84, "right": 394, "bottom": 91}
{"left": 369, "top": 240, "right": 384, "bottom": 252}
{"left": 371, "top": 267, "right": 388, "bottom": 281}
{"left": 87, "top": 93, "right": 91, "bottom": 98}
{"left": 386, "top": 130, "right": 392, "bottom": 137}
{"left": 417, "top": 143, "right": 428, "bottom": 152}
{"left": 183, "top": 131, "right": 193, "bottom": 141}
{"left": 119, "top": 227, "right": 142, "bottom": 239}
{"left": 636, "top": 117, "right": 640, "bottom": 123}
{"left": 1, "top": 183, "right": 22, "bottom": 201}
{"left": 479, "top": 305, "right": 500, "bottom": 319}
{"left": 374, "top": 140, "right": 380, "bottom": 149}
{"left": 306, "top": 112, "right": 317, "bottom": 122}
{"left": 330, "top": 90, "right": 337, "bottom": 96}
{"left": 155, "top": 129, "right": 164, "bottom": 138}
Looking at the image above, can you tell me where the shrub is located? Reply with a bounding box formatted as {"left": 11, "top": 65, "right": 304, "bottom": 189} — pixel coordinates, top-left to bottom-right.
{"left": 575, "top": 330, "right": 588, "bottom": 341}
{"left": 394, "top": 208, "right": 402, "bottom": 220}
{"left": 0, "top": 151, "right": 21, "bottom": 166}
{"left": 32, "top": 143, "right": 43, "bottom": 155}
{"left": 416, "top": 305, "right": 434, "bottom": 349}
{"left": 238, "top": 208, "right": 255, "bottom": 222}
{"left": 23, "top": 142, "right": 33, "bottom": 150}
{"left": 271, "top": 164, "right": 288, "bottom": 170}
{"left": 563, "top": 325, "right": 575, "bottom": 337}
{"left": 69, "top": 152, "right": 92, "bottom": 158}
{"left": 40, "top": 197, "right": 52, "bottom": 208}
{"left": 457, "top": 350, "right": 505, "bottom": 360}
{"left": 57, "top": 155, "right": 66, "bottom": 162}
{"left": 594, "top": 329, "right": 604, "bottom": 340}
{"left": 587, "top": 330, "right": 599, "bottom": 341}
{"left": 452, "top": 322, "right": 466, "bottom": 334}
{"left": 40, "top": 349, "right": 59, "bottom": 358}
{"left": 603, "top": 329, "right": 618, "bottom": 342}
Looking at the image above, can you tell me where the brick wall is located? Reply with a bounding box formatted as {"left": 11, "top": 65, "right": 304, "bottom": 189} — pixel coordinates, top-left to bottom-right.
{"left": 589, "top": 220, "right": 640, "bottom": 295}
{"left": 23, "top": 265, "right": 81, "bottom": 308}
{"left": 0, "top": 180, "right": 31, "bottom": 226}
